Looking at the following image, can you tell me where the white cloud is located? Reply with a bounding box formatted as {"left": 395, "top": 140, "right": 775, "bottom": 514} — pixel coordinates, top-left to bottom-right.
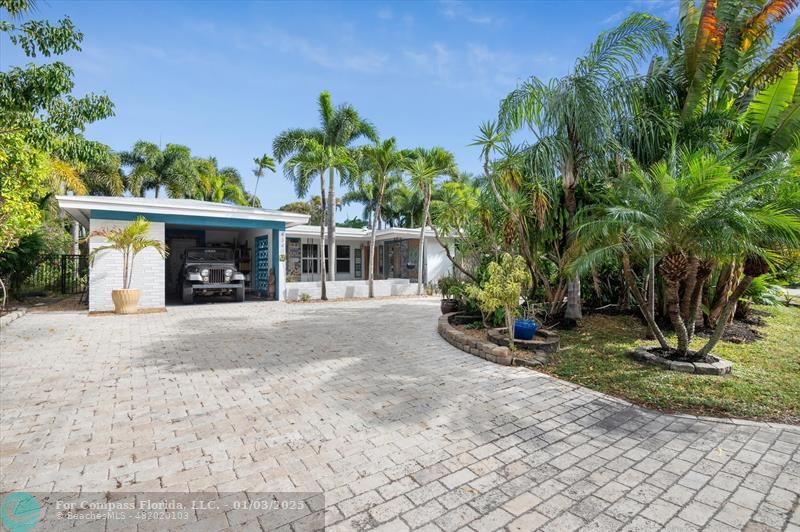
{"left": 254, "top": 24, "right": 388, "bottom": 74}
{"left": 439, "top": 0, "right": 499, "bottom": 26}
{"left": 603, "top": 0, "right": 679, "bottom": 25}
{"left": 401, "top": 41, "right": 563, "bottom": 94}
{"left": 376, "top": 7, "right": 393, "bottom": 20}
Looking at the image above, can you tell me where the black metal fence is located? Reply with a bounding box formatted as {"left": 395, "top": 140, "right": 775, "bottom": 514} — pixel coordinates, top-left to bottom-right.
{"left": 22, "top": 254, "right": 88, "bottom": 294}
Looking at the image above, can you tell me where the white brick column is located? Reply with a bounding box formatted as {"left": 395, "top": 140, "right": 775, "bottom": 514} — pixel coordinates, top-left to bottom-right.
{"left": 88, "top": 219, "right": 166, "bottom": 312}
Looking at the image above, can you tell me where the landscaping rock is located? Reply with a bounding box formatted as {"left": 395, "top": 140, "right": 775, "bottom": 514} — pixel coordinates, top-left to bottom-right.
{"left": 627, "top": 347, "right": 734, "bottom": 376}
{"left": 669, "top": 361, "right": 695, "bottom": 373}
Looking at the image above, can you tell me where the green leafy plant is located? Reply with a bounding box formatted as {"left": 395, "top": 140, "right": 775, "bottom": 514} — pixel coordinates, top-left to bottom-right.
{"left": 87, "top": 217, "right": 167, "bottom": 290}
{"left": 299, "top": 292, "right": 312, "bottom": 302}
{"left": 465, "top": 253, "right": 531, "bottom": 347}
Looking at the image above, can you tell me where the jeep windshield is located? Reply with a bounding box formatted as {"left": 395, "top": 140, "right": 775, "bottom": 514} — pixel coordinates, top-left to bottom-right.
{"left": 186, "top": 248, "right": 234, "bottom": 262}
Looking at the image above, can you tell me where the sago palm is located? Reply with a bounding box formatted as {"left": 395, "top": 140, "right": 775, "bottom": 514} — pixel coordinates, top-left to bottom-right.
{"left": 572, "top": 148, "right": 800, "bottom": 358}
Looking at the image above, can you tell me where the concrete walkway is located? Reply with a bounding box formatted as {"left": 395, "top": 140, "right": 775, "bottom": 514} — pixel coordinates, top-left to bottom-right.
{"left": 1, "top": 298, "right": 798, "bottom": 531}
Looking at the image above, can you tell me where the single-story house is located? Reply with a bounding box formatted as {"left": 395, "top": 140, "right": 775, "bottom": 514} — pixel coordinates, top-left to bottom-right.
{"left": 58, "top": 196, "right": 453, "bottom": 312}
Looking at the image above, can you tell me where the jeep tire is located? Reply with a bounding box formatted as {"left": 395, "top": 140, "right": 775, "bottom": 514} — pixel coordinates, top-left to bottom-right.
{"left": 182, "top": 282, "right": 194, "bottom": 305}
{"left": 235, "top": 284, "right": 245, "bottom": 302}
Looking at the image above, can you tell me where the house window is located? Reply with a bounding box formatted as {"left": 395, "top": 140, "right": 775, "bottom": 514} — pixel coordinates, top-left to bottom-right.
{"left": 336, "top": 245, "right": 351, "bottom": 274}
{"left": 301, "top": 244, "right": 318, "bottom": 274}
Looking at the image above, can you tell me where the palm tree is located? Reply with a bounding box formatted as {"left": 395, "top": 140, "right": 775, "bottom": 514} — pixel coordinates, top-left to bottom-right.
{"left": 572, "top": 149, "right": 800, "bottom": 358}
{"left": 407, "top": 147, "right": 457, "bottom": 294}
{"left": 88, "top": 216, "right": 168, "bottom": 290}
{"left": 252, "top": 154, "right": 276, "bottom": 207}
{"left": 430, "top": 180, "right": 480, "bottom": 281}
{"left": 355, "top": 138, "right": 410, "bottom": 297}
{"left": 282, "top": 139, "right": 356, "bottom": 300}
{"left": 193, "top": 158, "right": 249, "bottom": 205}
{"left": 499, "top": 13, "right": 669, "bottom": 322}
{"left": 120, "top": 141, "right": 196, "bottom": 198}
{"left": 272, "top": 92, "right": 377, "bottom": 281}
{"left": 382, "top": 181, "right": 423, "bottom": 227}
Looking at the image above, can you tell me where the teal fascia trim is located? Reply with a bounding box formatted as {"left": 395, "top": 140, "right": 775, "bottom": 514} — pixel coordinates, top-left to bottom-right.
{"left": 91, "top": 210, "right": 286, "bottom": 231}
{"left": 271, "top": 228, "right": 281, "bottom": 301}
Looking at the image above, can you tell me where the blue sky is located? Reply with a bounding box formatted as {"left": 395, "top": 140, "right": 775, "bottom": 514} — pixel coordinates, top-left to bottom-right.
{"left": 4, "top": 0, "right": 682, "bottom": 219}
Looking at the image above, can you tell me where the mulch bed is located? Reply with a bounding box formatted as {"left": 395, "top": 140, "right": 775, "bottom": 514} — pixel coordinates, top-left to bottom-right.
{"left": 695, "top": 309, "right": 770, "bottom": 344}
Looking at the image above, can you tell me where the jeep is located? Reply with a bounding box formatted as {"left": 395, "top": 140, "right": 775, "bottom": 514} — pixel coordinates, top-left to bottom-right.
{"left": 180, "top": 247, "right": 245, "bottom": 304}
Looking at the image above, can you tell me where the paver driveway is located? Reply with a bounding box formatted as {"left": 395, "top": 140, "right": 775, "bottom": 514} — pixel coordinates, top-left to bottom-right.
{"left": 1, "top": 297, "right": 799, "bottom": 531}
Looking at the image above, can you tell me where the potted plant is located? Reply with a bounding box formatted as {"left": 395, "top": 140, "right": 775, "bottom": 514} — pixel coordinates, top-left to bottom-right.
{"left": 437, "top": 275, "right": 461, "bottom": 314}
{"left": 465, "top": 254, "right": 531, "bottom": 348}
{"left": 513, "top": 306, "right": 538, "bottom": 340}
{"left": 88, "top": 217, "right": 167, "bottom": 314}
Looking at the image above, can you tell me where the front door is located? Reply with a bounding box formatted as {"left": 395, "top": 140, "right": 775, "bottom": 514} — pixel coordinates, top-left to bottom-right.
{"left": 254, "top": 235, "right": 269, "bottom": 296}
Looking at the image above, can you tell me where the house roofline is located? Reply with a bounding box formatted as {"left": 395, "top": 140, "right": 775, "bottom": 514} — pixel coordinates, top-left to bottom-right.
{"left": 57, "top": 195, "right": 310, "bottom": 228}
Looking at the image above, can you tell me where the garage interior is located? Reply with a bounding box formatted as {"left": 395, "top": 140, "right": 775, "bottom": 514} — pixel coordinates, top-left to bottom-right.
{"left": 165, "top": 224, "right": 273, "bottom": 303}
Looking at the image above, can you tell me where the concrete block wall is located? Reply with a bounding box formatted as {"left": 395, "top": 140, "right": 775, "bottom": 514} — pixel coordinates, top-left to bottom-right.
{"left": 88, "top": 219, "right": 166, "bottom": 312}
{"left": 284, "top": 279, "right": 419, "bottom": 300}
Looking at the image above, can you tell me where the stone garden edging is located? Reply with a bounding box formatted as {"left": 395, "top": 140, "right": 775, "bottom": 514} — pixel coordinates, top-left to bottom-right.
{"left": 629, "top": 347, "right": 733, "bottom": 375}
{"left": 0, "top": 307, "right": 28, "bottom": 329}
{"left": 438, "top": 312, "right": 513, "bottom": 365}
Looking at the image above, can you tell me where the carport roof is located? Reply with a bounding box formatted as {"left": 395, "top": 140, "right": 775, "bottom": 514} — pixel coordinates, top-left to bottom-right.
{"left": 57, "top": 195, "right": 309, "bottom": 229}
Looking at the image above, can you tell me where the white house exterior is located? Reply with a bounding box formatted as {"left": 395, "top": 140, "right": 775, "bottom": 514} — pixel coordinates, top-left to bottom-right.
{"left": 58, "top": 196, "right": 454, "bottom": 311}
{"left": 283, "top": 225, "right": 452, "bottom": 300}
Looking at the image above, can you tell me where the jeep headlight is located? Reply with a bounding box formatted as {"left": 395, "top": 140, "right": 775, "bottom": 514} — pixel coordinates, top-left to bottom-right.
{"left": 201, "top": 269, "right": 209, "bottom": 276}
{"left": 225, "top": 268, "right": 233, "bottom": 276}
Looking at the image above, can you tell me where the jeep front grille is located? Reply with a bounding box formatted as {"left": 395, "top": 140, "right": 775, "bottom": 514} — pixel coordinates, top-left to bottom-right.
{"left": 208, "top": 268, "right": 226, "bottom": 283}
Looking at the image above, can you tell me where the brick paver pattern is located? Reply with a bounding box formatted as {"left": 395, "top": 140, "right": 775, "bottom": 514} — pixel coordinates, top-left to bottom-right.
{"left": 1, "top": 298, "right": 799, "bottom": 531}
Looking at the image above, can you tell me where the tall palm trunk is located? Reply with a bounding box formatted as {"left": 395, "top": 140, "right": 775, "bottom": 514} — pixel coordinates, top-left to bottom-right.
{"left": 71, "top": 220, "right": 81, "bottom": 254}
{"left": 319, "top": 171, "right": 328, "bottom": 300}
{"left": 368, "top": 190, "right": 383, "bottom": 298}
{"left": 327, "top": 166, "right": 336, "bottom": 281}
{"left": 417, "top": 190, "right": 430, "bottom": 295}
{"left": 563, "top": 158, "right": 582, "bottom": 322}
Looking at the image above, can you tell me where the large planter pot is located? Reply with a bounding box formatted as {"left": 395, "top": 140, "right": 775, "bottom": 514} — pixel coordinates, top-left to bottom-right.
{"left": 513, "top": 319, "right": 538, "bottom": 340}
{"left": 111, "top": 288, "right": 141, "bottom": 315}
{"left": 441, "top": 298, "right": 459, "bottom": 314}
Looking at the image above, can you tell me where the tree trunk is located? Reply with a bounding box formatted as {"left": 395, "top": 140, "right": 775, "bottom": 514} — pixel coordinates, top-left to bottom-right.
{"left": 368, "top": 192, "right": 382, "bottom": 298}
{"left": 71, "top": 220, "right": 80, "bottom": 255}
{"left": 327, "top": 166, "right": 336, "bottom": 281}
{"left": 665, "top": 279, "right": 690, "bottom": 355}
{"left": 505, "top": 304, "right": 515, "bottom": 349}
{"left": 709, "top": 261, "right": 734, "bottom": 326}
{"left": 680, "top": 255, "right": 699, "bottom": 322}
{"left": 647, "top": 253, "right": 655, "bottom": 320}
{"left": 417, "top": 191, "right": 430, "bottom": 295}
{"left": 686, "top": 266, "right": 712, "bottom": 342}
{"left": 622, "top": 253, "right": 669, "bottom": 349}
{"left": 565, "top": 276, "right": 582, "bottom": 321}
{"left": 563, "top": 159, "right": 582, "bottom": 322}
{"left": 319, "top": 171, "right": 328, "bottom": 300}
{"left": 697, "top": 275, "right": 755, "bottom": 358}
{"left": 432, "top": 225, "right": 476, "bottom": 282}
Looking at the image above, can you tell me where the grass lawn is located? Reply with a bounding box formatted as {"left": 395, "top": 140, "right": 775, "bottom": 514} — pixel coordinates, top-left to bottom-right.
{"left": 545, "top": 304, "right": 800, "bottom": 424}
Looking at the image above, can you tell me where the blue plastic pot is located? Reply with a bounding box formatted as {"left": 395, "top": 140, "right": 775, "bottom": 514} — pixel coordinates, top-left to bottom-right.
{"left": 513, "top": 319, "right": 538, "bottom": 340}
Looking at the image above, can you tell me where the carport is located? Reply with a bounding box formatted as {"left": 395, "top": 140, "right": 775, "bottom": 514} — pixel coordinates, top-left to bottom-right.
{"left": 57, "top": 196, "right": 308, "bottom": 312}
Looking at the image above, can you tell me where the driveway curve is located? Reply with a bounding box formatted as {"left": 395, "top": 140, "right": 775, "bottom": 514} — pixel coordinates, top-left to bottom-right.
{"left": 1, "top": 297, "right": 798, "bottom": 531}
